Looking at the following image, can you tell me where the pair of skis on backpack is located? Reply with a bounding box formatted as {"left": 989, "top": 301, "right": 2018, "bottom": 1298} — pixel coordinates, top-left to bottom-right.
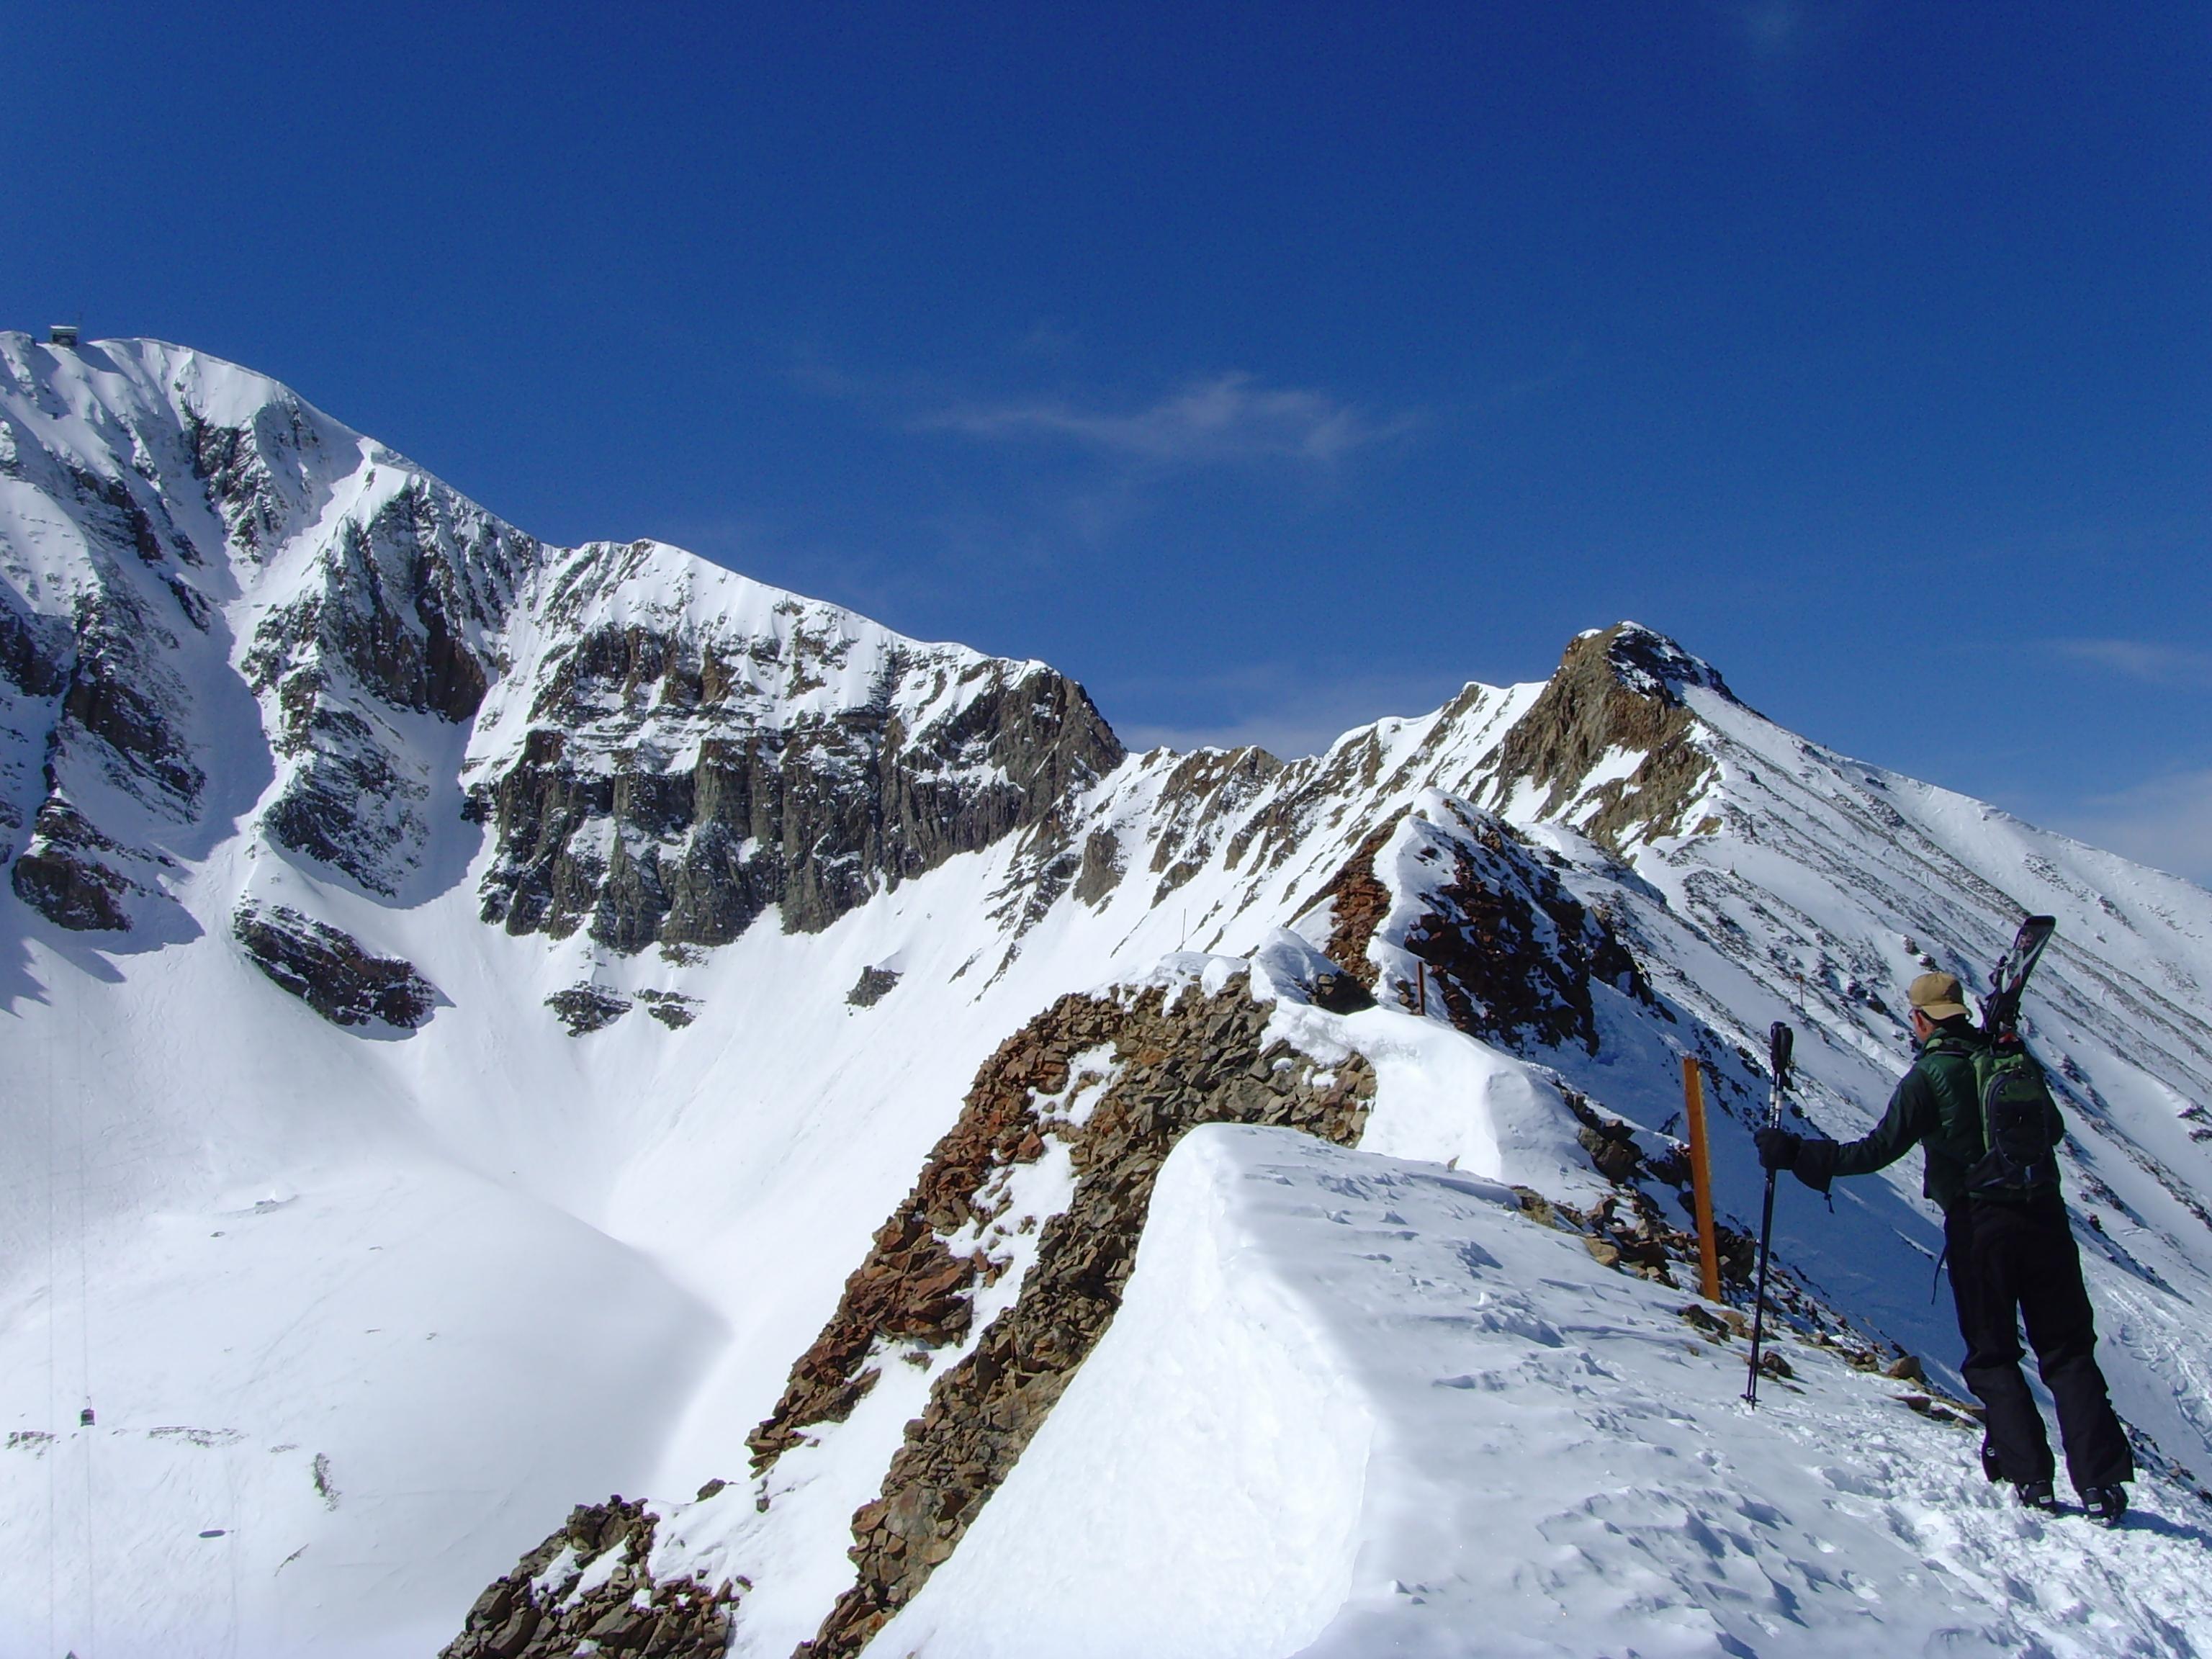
{"left": 1969, "top": 914, "right": 2064, "bottom": 1197}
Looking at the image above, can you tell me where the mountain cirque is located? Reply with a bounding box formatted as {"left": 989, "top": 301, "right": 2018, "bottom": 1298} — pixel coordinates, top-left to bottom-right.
{"left": 4, "top": 337, "right": 2212, "bottom": 1658}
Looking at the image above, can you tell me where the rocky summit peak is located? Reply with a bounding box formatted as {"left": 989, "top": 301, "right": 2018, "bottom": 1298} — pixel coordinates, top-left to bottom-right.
{"left": 1572, "top": 621, "right": 1736, "bottom": 706}
{"left": 1478, "top": 623, "right": 1727, "bottom": 854}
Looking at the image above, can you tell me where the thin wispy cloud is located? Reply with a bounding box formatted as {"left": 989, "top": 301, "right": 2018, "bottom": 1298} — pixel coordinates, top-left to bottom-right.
{"left": 1730, "top": 1, "right": 1817, "bottom": 58}
{"left": 917, "top": 372, "right": 1416, "bottom": 467}
{"left": 1707, "top": 0, "right": 1855, "bottom": 119}
{"left": 2054, "top": 639, "right": 2212, "bottom": 691}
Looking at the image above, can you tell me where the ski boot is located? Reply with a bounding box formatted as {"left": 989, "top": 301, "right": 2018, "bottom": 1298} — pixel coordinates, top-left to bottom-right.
{"left": 2016, "top": 1479, "right": 2060, "bottom": 1513}
{"left": 1980, "top": 1440, "right": 2002, "bottom": 1483}
{"left": 2080, "top": 1485, "right": 2128, "bottom": 1528}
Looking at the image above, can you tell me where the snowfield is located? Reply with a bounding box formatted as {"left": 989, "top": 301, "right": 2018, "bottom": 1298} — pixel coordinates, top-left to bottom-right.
{"left": 2, "top": 334, "right": 2210, "bottom": 1657}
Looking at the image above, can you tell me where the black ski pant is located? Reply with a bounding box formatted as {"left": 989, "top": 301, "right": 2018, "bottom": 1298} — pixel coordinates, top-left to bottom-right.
{"left": 1944, "top": 1192, "right": 2133, "bottom": 1492}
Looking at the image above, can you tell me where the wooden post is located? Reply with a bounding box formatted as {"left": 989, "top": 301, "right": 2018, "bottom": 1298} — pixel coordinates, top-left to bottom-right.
{"left": 1416, "top": 961, "right": 1427, "bottom": 1017}
{"left": 1682, "top": 1056, "right": 1722, "bottom": 1303}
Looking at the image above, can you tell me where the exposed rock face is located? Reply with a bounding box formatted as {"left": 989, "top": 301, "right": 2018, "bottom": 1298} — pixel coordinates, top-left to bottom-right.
{"left": 1385, "top": 797, "right": 1650, "bottom": 1053}
{"left": 1064, "top": 823, "right": 1124, "bottom": 909}
{"left": 240, "top": 479, "right": 531, "bottom": 895}
{"left": 1483, "top": 623, "right": 1729, "bottom": 853}
{"left": 846, "top": 966, "right": 902, "bottom": 1008}
{"left": 1, "top": 356, "right": 230, "bottom": 932}
{"left": 0, "top": 593, "right": 69, "bottom": 705}
{"left": 10, "top": 799, "right": 139, "bottom": 930}
{"left": 184, "top": 397, "right": 327, "bottom": 562}
{"left": 639, "top": 989, "right": 700, "bottom": 1029}
{"left": 53, "top": 585, "right": 204, "bottom": 815}
{"left": 232, "top": 903, "right": 439, "bottom": 1030}
{"left": 547, "top": 984, "right": 631, "bottom": 1035}
{"left": 6, "top": 578, "right": 202, "bottom": 931}
{"left": 440, "top": 1496, "right": 731, "bottom": 1659}
{"left": 749, "top": 976, "right": 1374, "bottom": 1658}
{"left": 1142, "top": 745, "right": 1287, "bottom": 904}
{"left": 469, "top": 550, "right": 1127, "bottom": 953}
{"left": 1305, "top": 817, "right": 1403, "bottom": 988}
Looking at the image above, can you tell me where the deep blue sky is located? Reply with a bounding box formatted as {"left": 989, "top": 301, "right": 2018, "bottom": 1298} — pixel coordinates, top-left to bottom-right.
{"left": 9, "top": 1, "right": 2209, "bottom": 876}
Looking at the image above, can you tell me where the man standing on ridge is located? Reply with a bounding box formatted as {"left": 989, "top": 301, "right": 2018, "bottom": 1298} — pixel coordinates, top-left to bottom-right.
{"left": 1754, "top": 971, "right": 2134, "bottom": 1523}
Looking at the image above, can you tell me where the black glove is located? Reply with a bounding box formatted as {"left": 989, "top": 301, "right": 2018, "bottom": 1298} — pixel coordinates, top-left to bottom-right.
{"left": 1755, "top": 1127, "right": 1802, "bottom": 1172}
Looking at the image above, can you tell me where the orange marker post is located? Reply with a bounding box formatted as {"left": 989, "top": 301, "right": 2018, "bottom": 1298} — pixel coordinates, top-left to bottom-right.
{"left": 1681, "top": 1056, "right": 1722, "bottom": 1303}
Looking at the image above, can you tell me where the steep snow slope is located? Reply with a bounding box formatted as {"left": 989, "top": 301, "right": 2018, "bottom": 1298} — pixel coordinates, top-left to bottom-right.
{"left": 1, "top": 335, "right": 2209, "bottom": 1657}
{"left": 0, "top": 336, "right": 1125, "bottom": 1655}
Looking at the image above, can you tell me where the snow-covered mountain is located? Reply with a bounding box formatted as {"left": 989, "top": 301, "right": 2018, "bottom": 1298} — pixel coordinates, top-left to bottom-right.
{"left": 4, "top": 336, "right": 2210, "bottom": 1658}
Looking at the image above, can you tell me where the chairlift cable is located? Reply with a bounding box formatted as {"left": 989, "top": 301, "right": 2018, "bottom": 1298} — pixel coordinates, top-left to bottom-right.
{"left": 46, "top": 1001, "right": 58, "bottom": 1655}
{"left": 75, "top": 1008, "right": 96, "bottom": 1656}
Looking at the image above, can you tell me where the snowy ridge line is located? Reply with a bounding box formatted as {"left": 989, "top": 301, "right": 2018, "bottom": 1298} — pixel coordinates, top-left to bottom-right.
{"left": 660, "top": 958, "right": 1373, "bottom": 1658}
{"left": 876, "top": 1124, "right": 2212, "bottom": 1659}
{"left": 497, "top": 929, "right": 1965, "bottom": 1659}
{"left": 5, "top": 336, "right": 2212, "bottom": 1655}
{"left": 0, "top": 331, "right": 1123, "bottom": 945}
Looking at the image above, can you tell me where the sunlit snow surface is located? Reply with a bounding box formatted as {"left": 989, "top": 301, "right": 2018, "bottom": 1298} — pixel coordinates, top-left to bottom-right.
{"left": 880, "top": 1125, "right": 2212, "bottom": 1659}
{"left": 2, "top": 335, "right": 2211, "bottom": 1655}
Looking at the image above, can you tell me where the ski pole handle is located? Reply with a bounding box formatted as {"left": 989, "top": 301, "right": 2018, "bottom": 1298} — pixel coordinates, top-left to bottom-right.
{"left": 1765, "top": 1021, "right": 1794, "bottom": 1129}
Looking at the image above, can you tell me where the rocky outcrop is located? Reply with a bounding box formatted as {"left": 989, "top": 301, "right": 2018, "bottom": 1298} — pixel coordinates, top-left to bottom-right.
{"left": 547, "top": 984, "right": 631, "bottom": 1035}
{"left": 10, "top": 799, "right": 140, "bottom": 930}
{"left": 472, "top": 564, "right": 1127, "bottom": 953}
{"left": 185, "top": 408, "right": 310, "bottom": 561}
{"left": 846, "top": 966, "right": 902, "bottom": 1008}
{"left": 0, "top": 592, "right": 69, "bottom": 701}
{"left": 544, "top": 984, "right": 697, "bottom": 1034}
{"left": 1385, "top": 798, "right": 1650, "bottom": 1053}
{"left": 233, "top": 903, "right": 439, "bottom": 1030}
{"left": 241, "top": 485, "right": 516, "bottom": 726}
{"left": 750, "top": 976, "right": 1374, "bottom": 1658}
{"left": 1303, "top": 817, "right": 1403, "bottom": 988}
{"left": 440, "top": 1497, "right": 731, "bottom": 1659}
{"left": 54, "top": 583, "right": 204, "bottom": 818}
{"left": 1483, "top": 623, "right": 1728, "bottom": 853}
{"left": 241, "top": 480, "right": 530, "bottom": 895}
{"left": 1142, "top": 745, "right": 1287, "bottom": 904}
{"left": 6, "top": 578, "right": 203, "bottom": 931}
{"left": 638, "top": 989, "right": 699, "bottom": 1029}
{"left": 1070, "top": 824, "right": 1125, "bottom": 908}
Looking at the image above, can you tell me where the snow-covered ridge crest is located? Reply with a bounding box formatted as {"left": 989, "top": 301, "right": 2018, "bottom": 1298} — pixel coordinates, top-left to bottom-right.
{"left": 0, "top": 333, "right": 1123, "bottom": 943}
{"left": 469, "top": 534, "right": 1123, "bottom": 949}
{"left": 7, "top": 334, "right": 2212, "bottom": 1658}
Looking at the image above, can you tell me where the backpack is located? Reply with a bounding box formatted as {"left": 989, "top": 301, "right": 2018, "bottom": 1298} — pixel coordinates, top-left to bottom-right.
{"left": 1963, "top": 1038, "right": 2063, "bottom": 1197}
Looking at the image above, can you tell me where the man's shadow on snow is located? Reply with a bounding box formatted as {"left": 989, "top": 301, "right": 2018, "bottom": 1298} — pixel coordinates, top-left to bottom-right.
{"left": 2116, "top": 1508, "right": 2212, "bottom": 1547}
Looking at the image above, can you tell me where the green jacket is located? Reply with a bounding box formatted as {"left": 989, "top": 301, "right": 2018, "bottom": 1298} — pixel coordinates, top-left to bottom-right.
{"left": 1801, "top": 1017, "right": 2046, "bottom": 1211}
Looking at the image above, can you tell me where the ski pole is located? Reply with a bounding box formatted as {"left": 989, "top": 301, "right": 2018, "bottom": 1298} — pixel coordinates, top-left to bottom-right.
{"left": 1744, "top": 1020, "right": 1794, "bottom": 1407}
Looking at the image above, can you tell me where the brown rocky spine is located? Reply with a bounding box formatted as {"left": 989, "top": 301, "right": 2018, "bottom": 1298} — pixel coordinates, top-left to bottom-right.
{"left": 1483, "top": 624, "right": 1727, "bottom": 853}
{"left": 747, "top": 976, "right": 1374, "bottom": 1659}
{"left": 439, "top": 1496, "right": 731, "bottom": 1659}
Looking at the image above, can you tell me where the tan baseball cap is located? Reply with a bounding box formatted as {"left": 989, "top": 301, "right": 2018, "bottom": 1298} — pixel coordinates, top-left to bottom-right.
{"left": 1907, "top": 971, "right": 1972, "bottom": 1022}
